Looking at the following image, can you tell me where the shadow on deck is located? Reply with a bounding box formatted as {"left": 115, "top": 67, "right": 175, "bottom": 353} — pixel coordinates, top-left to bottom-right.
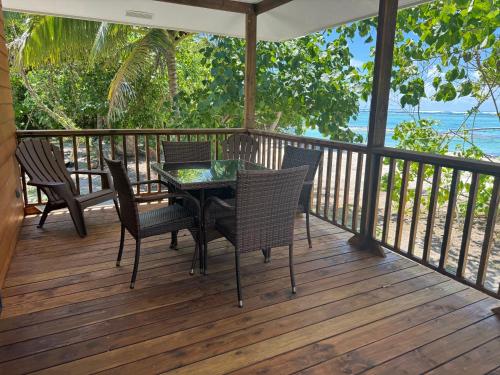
{"left": 0, "top": 205, "right": 499, "bottom": 374}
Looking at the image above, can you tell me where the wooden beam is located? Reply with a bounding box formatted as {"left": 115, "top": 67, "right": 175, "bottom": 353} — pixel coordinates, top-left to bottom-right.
{"left": 244, "top": 10, "right": 257, "bottom": 129}
{"left": 154, "top": 0, "right": 253, "bottom": 14}
{"left": 350, "top": 0, "right": 398, "bottom": 256}
{"left": 255, "top": 0, "right": 294, "bottom": 15}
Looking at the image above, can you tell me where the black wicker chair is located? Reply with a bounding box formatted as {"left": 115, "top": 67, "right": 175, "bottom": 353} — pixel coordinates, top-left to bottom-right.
{"left": 205, "top": 166, "right": 308, "bottom": 307}
{"left": 161, "top": 141, "right": 211, "bottom": 249}
{"left": 221, "top": 134, "right": 259, "bottom": 162}
{"left": 105, "top": 158, "right": 201, "bottom": 289}
{"left": 281, "top": 145, "right": 322, "bottom": 248}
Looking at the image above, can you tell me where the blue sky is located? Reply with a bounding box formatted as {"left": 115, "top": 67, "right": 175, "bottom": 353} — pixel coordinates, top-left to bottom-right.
{"left": 332, "top": 32, "right": 498, "bottom": 113}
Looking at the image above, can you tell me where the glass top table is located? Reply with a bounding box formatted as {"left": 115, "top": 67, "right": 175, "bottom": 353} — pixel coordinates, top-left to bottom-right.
{"left": 151, "top": 159, "right": 267, "bottom": 190}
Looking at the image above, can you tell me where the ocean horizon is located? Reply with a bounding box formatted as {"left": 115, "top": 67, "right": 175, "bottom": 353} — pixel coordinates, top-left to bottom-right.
{"left": 300, "top": 110, "right": 500, "bottom": 156}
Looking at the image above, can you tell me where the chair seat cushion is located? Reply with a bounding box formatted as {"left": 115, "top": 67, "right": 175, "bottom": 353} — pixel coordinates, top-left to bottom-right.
{"left": 76, "top": 189, "right": 115, "bottom": 208}
{"left": 215, "top": 215, "right": 236, "bottom": 245}
{"left": 139, "top": 203, "right": 196, "bottom": 238}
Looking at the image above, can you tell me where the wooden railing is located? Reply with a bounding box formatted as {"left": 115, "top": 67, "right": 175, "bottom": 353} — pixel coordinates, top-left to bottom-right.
{"left": 16, "top": 128, "right": 500, "bottom": 298}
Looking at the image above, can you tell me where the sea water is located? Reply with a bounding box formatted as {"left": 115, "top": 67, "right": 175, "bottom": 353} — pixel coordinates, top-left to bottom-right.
{"left": 301, "top": 111, "right": 500, "bottom": 156}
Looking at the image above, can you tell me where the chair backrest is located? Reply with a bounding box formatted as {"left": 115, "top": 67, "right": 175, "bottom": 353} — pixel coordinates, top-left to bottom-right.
{"left": 221, "top": 134, "right": 259, "bottom": 162}
{"left": 162, "top": 141, "right": 211, "bottom": 164}
{"left": 15, "top": 138, "right": 77, "bottom": 201}
{"left": 281, "top": 145, "right": 322, "bottom": 182}
{"left": 235, "top": 166, "right": 308, "bottom": 252}
{"left": 105, "top": 158, "right": 139, "bottom": 237}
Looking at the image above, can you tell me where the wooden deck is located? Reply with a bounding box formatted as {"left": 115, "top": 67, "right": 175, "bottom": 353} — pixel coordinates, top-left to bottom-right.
{"left": 0, "top": 204, "right": 499, "bottom": 374}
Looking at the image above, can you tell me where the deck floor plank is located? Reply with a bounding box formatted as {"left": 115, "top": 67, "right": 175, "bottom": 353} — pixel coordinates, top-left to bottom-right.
{"left": 0, "top": 205, "right": 498, "bottom": 375}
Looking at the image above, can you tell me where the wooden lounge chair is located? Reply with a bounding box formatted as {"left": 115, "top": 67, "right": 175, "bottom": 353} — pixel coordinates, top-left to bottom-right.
{"left": 221, "top": 134, "right": 259, "bottom": 162}
{"left": 205, "top": 165, "right": 308, "bottom": 307}
{"left": 15, "top": 138, "right": 118, "bottom": 237}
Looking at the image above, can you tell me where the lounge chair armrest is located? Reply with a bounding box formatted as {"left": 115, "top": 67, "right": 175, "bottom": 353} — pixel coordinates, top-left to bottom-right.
{"left": 27, "top": 180, "right": 66, "bottom": 188}
{"left": 303, "top": 181, "right": 314, "bottom": 186}
{"left": 70, "top": 169, "right": 114, "bottom": 190}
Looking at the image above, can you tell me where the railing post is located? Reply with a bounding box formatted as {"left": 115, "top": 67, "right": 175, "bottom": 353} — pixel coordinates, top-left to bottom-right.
{"left": 244, "top": 8, "right": 257, "bottom": 130}
{"left": 349, "top": 0, "right": 398, "bottom": 257}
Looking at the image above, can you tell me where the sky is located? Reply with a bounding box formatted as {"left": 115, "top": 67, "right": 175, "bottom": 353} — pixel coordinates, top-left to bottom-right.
{"left": 332, "top": 32, "right": 498, "bottom": 113}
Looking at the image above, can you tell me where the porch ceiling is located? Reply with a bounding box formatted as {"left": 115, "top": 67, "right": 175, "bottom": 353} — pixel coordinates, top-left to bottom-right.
{"left": 3, "top": 0, "right": 429, "bottom": 41}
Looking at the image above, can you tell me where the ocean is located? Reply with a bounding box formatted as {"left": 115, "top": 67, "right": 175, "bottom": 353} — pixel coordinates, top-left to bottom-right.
{"left": 301, "top": 111, "right": 500, "bottom": 156}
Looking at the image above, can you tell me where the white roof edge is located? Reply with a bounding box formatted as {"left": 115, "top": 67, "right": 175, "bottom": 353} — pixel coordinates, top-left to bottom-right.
{"left": 2, "top": 0, "right": 433, "bottom": 42}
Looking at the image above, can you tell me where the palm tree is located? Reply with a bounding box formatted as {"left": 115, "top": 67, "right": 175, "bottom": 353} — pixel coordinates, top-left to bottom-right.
{"left": 9, "top": 15, "right": 189, "bottom": 128}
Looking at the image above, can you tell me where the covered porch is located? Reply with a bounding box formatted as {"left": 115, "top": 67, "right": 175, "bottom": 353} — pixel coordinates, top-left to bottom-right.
{"left": 0, "top": 0, "right": 499, "bottom": 374}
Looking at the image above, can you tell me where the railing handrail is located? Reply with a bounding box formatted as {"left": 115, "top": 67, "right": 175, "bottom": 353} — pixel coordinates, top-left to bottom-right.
{"left": 373, "top": 146, "right": 500, "bottom": 176}
{"left": 16, "top": 128, "right": 247, "bottom": 137}
{"left": 248, "top": 129, "right": 369, "bottom": 152}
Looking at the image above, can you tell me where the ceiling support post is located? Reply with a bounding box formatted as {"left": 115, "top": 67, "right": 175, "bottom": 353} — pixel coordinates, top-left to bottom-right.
{"left": 349, "top": 0, "right": 398, "bottom": 257}
{"left": 243, "top": 9, "right": 257, "bottom": 130}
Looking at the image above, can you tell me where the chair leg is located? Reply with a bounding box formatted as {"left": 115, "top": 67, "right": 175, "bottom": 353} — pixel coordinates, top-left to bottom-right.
{"left": 170, "top": 231, "right": 178, "bottom": 249}
{"left": 37, "top": 204, "right": 51, "bottom": 228}
{"left": 289, "top": 243, "right": 296, "bottom": 294}
{"left": 116, "top": 224, "right": 125, "bottom": 266}
{"left": 261, "top": 248, "right": 271, "bottom": 263}
{"left": 203, "top": 231, "right": 208, "bottom": 275}
{"left": 190, "top": 242, "right": 198, "bottom": 276}
{"left": 306, "top": 211, "right": 312, "bottom": 249}
{"left": 67, "top": 203, "right": 87, "bottom": 238}
{"left": 130, "top": 239, "right": 141, "bottom": 289}
{"left": 235, "top": 249, "right": 243, "bottom": 308}
{"left": 113, "top": 198, "right": 121, "bottom": 220}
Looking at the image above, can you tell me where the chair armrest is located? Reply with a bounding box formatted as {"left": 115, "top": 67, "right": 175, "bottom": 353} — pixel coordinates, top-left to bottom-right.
{"left": 134, "top": 192, "right": 175, "bottom": 203}
{"left": 130, "top": 179, "right": 168, "bottom": 187}
{"left": 70, "top": 169, "right": 109, "bottom": 176}
{"left": 204, "top": 196, "right": 235, "bottom": 212}
{"left": 27, "top": 180, "right": 66, "bottom": 188}
{"left": 303, "top": 181, "right": 314, "bottom": 186}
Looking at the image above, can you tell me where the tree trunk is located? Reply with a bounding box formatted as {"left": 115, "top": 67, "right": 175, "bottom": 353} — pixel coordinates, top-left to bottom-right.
{"left": 165, "top": 33, "right": 179, "bottom": 117}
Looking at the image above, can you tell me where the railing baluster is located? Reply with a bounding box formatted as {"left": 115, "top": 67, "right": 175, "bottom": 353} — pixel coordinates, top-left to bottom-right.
{"left": 439, "top": 168, "right": 460, "bottom": 270}
{"left": 134, "top": 135, "right": 140, "bottom": 194}
{"left": 382, "top": 158, "right": 396, "bottom": 243}
{"left": 342, "top": 150, "right": 352, "bottom": 226}
{"left": 352, "top": 153, "right": 364, "bottom": 231}
{"left": 266, "top": 136, "right": 272, "bottom": 168}
{"left": 394, "top": 160, "right": 410, "bottom": 250}
{"left": 85, "top": 136, "right": 92, "bottom": 193}
{"left": 333, "top": 149, "right": 343, "bottom": 223}
{"left": 278, "top": 138, "right": 283, "bottom": 168}
{"left": 324, "top": 148, "right": 333, "bottom": 220}
{"left": 98, "top": 136, "right": 104, "bottom": 170}
{"left": 72, "top": 136, "right": 80, "bottom": 195}
{"left": 408, "top": 162, "right": 424, "bottom": 256}
{"left": 423, "top": 165, "right": 441, "bottom": 263}
{"left": 111, "top": 135, "right": 116, "bottom": 159}
{"left": 315, "top": 147, "right": 324, "bottom": 216}
{"left": 476, "top": 176, "right": 500, "bottom": 287}
{"left": 457, "top": 172, "right": 479, "bottom": 278}
{"left": 122, "top": 135, "right": 127, "bottom": 170}
{"left": 145, "top": 135, "right": 151, "bottom": 193}
{"left": 156, "top": 134, "right": 161, "bottom": 192}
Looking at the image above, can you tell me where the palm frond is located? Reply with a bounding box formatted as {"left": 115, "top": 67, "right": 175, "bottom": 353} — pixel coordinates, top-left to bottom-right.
{"left": 9, "top": 15, "right": 99, "bottom": 70}
{"left": 107, "top": 29, "right": 173, "bottom": 120}
{"left": 90, "top": 22, "right": 131, "bottom": 66}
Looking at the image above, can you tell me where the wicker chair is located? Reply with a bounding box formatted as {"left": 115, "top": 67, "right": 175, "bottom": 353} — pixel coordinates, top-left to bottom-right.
{"left": 105, "top": 158, "right": 201, "bottom": 289}
{"left": 16, "top": 138, "right": 118, "bottom": 237}
{"left": 160, "top": 141, "right": 211, "bottom": 249}
{"left": 205, "top": 166, "right": 308, "bottom": 307}
{"left": 221, "top": 134, "right": 259, "bottom": 162}
{"left": 162, "top": 141, "right": 211, "bottom": 164}
{"left": 281, "top": 145, "right": 322, "bottom": 248}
